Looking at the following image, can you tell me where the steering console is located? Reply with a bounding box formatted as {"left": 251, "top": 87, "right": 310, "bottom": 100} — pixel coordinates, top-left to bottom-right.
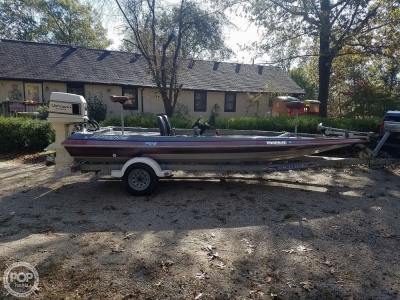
{"left": 191, "top": 117, "right": 211, "bottom": 135}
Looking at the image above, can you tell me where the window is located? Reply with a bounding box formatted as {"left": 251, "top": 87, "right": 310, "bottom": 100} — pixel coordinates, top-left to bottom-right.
{"left": 123, "top": 88, "right": 138, "bottom": 110}
{"left": 194, "top": 91, "right": 207, "bottom": 111}
{"left": 67, "top": 84, "right": 84, "bottom": 96}
{"left": 224, "top": 93, "right": 236, "bottom": 112}
{"left": 24, "top": 83, "right": 42, "bottom": 102}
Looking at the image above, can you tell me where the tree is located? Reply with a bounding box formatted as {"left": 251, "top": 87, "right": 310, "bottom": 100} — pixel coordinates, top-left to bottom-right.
{"left": 116, "top": 0, "right": 231, "bottom": 116}
{"left": 34, "top": 0, "right": 111, "bottom": 48}
{"left": 0, "top": 0, "right": 111, "bottom": 49}
{"left": 241, "top": 0, "right": 400, "bottom": 117}
{"left": 289, "top": 68, "right": 318, "bottom": 101}
{"left": 0, "top": 0, "right": 37, "bottom": 41}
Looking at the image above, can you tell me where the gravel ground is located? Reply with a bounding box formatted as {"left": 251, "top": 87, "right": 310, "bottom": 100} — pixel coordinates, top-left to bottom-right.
{"left": 0, "top": 159, "right": 399, "bottom": 299}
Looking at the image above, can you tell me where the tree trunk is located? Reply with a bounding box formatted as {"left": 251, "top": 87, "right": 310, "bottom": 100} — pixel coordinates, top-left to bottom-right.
{"left": 318, "top": 53, "right": 333, "bottom": 118}
{"left": 318, "top": 0, "right": 332, "bottom": 118}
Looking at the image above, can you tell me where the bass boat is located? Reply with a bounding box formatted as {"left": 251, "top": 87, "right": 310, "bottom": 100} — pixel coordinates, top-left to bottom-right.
{"left": 47, "top": 92, "right": 372, "bottom": 166}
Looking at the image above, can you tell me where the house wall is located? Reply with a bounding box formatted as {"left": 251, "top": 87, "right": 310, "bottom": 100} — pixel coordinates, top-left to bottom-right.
{"left": 271, "top": 99, "right": 289, "bottom": 116}
{"left": 141, "top": 90, "right": 273, "bottom": 119}
{"left": 0, "top": 80, "right": 275, "bottom": 119}
{"left": 0, "top": 80, "right": 68, "bottom": 103}
{"left": 43, "top": 82, "right": 67, "bottom": 102}
{"left": 0, "top": 80, "right": 24, "bottom": 102}
{"left": 84, "top": 85, "right": 124, "bottom": 118}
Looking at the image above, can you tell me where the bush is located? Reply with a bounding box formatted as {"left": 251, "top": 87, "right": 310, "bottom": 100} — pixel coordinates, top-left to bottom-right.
{"left": 0, "top": 117, "right": 54, "bottom": 153}
{"left": 36, "top": 105, "right": 49, "bottom": 120}
{"left": 87, "top": 91, "right": 107, "bottom": 122}
{"left": 100, "top": 115, "right": 194, "bottom": 129}
{"left": 100, "top": 115, "right": 381, "bottom": 134}
{"left": 174, "top": 103, "right": 191, "bottom": 120}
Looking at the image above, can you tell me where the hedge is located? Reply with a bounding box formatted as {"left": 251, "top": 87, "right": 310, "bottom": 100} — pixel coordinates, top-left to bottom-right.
{"left": 101, "top": 115, "right": 381, "bottom": 134}
{"left": 0, "top": 117, "right": 55, "bottom": 153}
{"left": 0, "top": 115, "right": 381, "bottom": 153}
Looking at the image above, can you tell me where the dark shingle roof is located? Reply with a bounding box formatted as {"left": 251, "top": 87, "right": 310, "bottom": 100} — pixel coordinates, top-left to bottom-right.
{"left": 0, "top": 39, "right": 304, "bottom": 94}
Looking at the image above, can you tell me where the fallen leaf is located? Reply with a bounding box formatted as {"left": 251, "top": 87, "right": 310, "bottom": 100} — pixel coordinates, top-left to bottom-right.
{"left": 296, "top": 245, "right": 312, "bottom": 254}
{"left": 123, "top": 233, "right": 134, "bottom": 240}
{"left": 282, "top": 249, "right": 294, "bottom": 254}
{"left": 245, "top": 247, "right": 255, "bottom": 254}
{"left": 300, "top": 281, "right": 314, "bottom": 291}
{"left": 250, "top": 289, "right": 264, "bottom": 298}
{"left": 111, "top": 244, "right": 125, "bottom": 253}
{"left": 155, "top": 280, "right": 163, "bottom": 287}
{"left": 161, "top": 260, "right": 174, "bottom": 269}
{"left": 286, "top": 281, "right": 296, "bottom": 288}
{"left": 321, "top": 256, "right": 332, "bottom": 266}
{"left": 215, "top": 262, "right": 226, "bottom": 269}
{"left": 195, "top": 270, "right": 209, "bottom": 279}
{"left": 202, "top": 245, "right": 215, "bottom": 252}
{"left": 195, "top": 272, "right": 205, "bottom": 279}
{"left": 194, "top": 291, "right": 203, "bottom": 299}
{"left": 208, "top": 252, "right": 220, "bottom": 260}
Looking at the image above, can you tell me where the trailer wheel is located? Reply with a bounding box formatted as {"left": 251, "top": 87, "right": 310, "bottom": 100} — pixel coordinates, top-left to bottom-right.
{"left": 123, "top": 163, "right": 159, "bottom": 196}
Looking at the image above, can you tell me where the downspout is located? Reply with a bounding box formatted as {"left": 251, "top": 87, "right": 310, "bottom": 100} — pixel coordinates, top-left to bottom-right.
{"left": 141, "top": 88, "right": 145, "bottom": 113}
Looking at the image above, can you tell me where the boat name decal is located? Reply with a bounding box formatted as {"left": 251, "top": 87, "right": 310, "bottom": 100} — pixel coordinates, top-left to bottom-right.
{"left": 145, "top": 142, "right": 157, "bottom": 146}
{"left": 266, "top": 141, "right": 288, "bottom": 145}
{"left": 90, "top": 135, "right": 130, "bottom": 140}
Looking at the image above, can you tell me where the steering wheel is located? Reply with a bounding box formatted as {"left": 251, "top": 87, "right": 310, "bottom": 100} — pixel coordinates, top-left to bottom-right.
{"left": 191, "top": 117, "right": 202, "bottom": 128}
{"left": 86, "top": 119, "right": 100, "bottom": 132}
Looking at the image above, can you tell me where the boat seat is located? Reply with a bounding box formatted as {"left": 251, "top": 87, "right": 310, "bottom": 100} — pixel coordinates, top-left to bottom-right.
{"left": 285, "top": 101, "right": 306, "bottom": 110}
{"left": 157, "top": 116, "right": 168, "bottom": 136}
{"left": 109, "top": 95, "right": 129, "bottom": 105}
{"left": 161, "top": 115, "right": 172, "bottom": 136}
{"left": 156, "top": 115, "right": 172, "bottom": 136}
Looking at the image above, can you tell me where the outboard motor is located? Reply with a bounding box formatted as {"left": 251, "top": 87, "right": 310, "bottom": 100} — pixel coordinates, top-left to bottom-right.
{"left": 46, "top": 92, "right": 88, "bottom": 167}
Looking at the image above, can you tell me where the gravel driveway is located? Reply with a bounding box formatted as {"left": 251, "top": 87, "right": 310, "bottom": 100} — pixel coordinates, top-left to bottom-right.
{"left": 0, "top": 160, "right": 399, "bottom": 299}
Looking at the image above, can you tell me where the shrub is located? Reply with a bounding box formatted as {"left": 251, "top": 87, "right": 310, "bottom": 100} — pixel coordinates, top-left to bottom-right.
{"left": 87, "top": 91, "right": 107, "bottom": 122}
{"left": 0, "top": 117, "right": 54, "bottom": 153}
{"left": 36, "top": 105, "right": 49, "bottom": 120}
{"left": 174, "top": 103, "right": 191, "bottom": 120}
{"left": 100, "top": 115, "right": 381, "bottom": 134}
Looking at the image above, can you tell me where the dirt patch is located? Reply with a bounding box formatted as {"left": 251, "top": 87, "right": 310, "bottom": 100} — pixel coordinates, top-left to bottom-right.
{"left": 0, "top": 160, "right": 399, "bottom": 299}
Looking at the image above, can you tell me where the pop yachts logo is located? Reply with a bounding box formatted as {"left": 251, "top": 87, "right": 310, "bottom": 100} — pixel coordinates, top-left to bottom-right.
{"left": 3, "top": 262, "right": 39, "bottom": 298}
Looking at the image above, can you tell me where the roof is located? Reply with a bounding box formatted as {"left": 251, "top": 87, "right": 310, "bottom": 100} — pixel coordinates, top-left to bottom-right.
{"left": 276, "top": 96, "right": 300, "bottom": 102}
{"left": 0, "top": 39, "right": 304, "bottom": 94}
{"left": 304, "top": 100, "right": 321, "bottom": 104}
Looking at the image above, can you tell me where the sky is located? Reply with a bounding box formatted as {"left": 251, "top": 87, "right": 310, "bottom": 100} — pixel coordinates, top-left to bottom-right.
{"left": 101, "top": 1, "right": 265, "bottom": 65}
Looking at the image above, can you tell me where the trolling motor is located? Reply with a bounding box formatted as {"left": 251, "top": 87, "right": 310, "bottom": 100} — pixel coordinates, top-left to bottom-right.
{"left": 285, "top": 101, "right": 306, "bottom": 137}
{"left": 110, "top": 95, "right": 129, "bottom": 136}
{"left": 191, "top": 116, "right": 211, "bottom": 136}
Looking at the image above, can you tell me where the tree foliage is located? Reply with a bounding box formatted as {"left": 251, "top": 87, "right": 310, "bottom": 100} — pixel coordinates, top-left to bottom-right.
{"left": 116, "top": 0, "right": 231, "bottom": 116}
{"left": 240, "top": 0, "right": 400, "bottom": 117}
{"left": 0, "top": 0, "right": 111, "bottom": 49}
{"left": 0, "top": 0, "right": 37, "bottom": 40}
{"left": 289, "top": 67, "right": 318, "bottom": 101}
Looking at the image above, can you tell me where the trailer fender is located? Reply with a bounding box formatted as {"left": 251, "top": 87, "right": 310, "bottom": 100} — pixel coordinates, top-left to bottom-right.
{"left": 111, "top": 157, "right": 172, "bottom": 178}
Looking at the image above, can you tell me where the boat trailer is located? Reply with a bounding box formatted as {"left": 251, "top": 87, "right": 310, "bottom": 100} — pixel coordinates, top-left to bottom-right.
{"left": 68, "top": 155, "right": 400, "bottom": 196}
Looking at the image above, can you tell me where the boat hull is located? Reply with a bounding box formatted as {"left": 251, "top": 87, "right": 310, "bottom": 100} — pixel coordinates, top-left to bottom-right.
{"left": 62, "top": 132, "right": 368, "bottom": 163}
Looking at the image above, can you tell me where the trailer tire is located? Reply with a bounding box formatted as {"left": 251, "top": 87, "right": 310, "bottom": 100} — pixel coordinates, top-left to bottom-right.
{"left": 123, "top": 163, "right": 159, "bottom": 196}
